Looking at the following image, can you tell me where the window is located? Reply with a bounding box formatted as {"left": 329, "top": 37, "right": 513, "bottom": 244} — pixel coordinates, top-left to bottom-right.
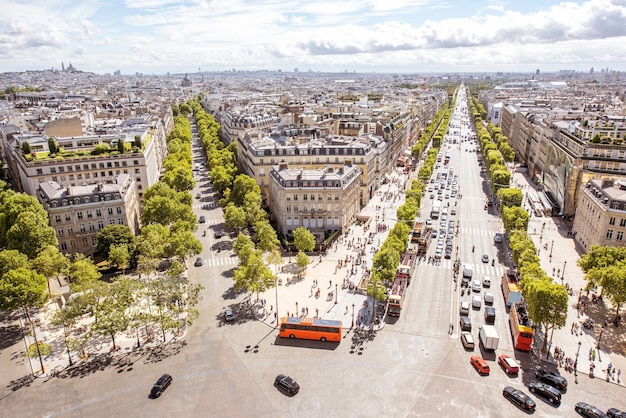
{"left": 294, "top": 194, "right": 298, "bottom": 201}
{"left": 96, "top": 209, "right": 102, "bottom": 217}
{"left": 303, "top": 194, "right": 308, "bottom": 201}
{"left": 607, "top": 229, "right": 614, "bottom": 239}
{"left": 621, "top": 219, "right": 626, "bottom": 227}
{"left": 60, "top": 243, "right": 67, "bottom": 251}
{"left": 618, "top": 231, "right": 624, "bottom": 241}
{"left": 77, "top": 212, "right": 83, "bottom": 219}
{"left": 79, "top": 224, "right": 86, "bottom": 233}
{"left": 610, "top": 217, "right": 616, "bottom": 225}
{"left": 57, "top": 228, "right": 64, "bottom": 236}
{"left": 118, "top": 219, "right": 124, "bottom": 225}
{"left": 82, "top": 238, "right": 88, "bottom": 247}
{"left": 91, "top": 236, "right": 97, "bottom": 246}
{"left": 55, "top": 215, "right": 61, "bottom": 222}
{"left": 98, "top": 220, "right": 104, "bottom": 229}
{"left": 89, "top": 224, "right": 95, "bottom": 231}
{"left": 109, "top": 219, "right": 115, "bottom": 225}
{"left": 86, "top": 210, "right": 92, "bottom": 218}
{"left": 67, "top": 227, "right": 73, "bottom": 234}
{"left": 65, "top": 214, "right": 71, "bottom": 221}
{"left": 287, "top": 205, "right": 291, "bottom": 212}
{"left": 134, "top": 160, "right": 139, "bottom": 165}
{"left": 116, "top": 207, "right": 122, "bottom": 214}
{"left": 108, "top": 208, "right": 113, "bottom": 215}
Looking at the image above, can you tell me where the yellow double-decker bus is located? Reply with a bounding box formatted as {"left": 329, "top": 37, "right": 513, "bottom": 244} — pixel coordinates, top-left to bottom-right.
{"left": 278, "top": 317, "right": 342, "bottom": 342}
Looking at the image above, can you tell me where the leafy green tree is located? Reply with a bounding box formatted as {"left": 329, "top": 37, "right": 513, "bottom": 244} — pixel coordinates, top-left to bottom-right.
{"left": 372, "top": 247, "right": 401, "bottom": 285}
{"left": 135, "top": 224, "right": 170, "bottom": 259}
{"left": 167, "top": 229, "right": 202, "bottom": 262}
{"left": 21, "top": 141, "right": 31, "bottom": 154}
{"left": 210, "top": 165, "right": 234, "bottom": 194}
{"left": 233, "top": 251, "right": 275, "bottom": 300}
{"left": 387, "top": 222, "right": 410, "bottom": 246}
{"left": 524, "top": 279, "right": 568, "bottom": 354}
{"left": 295, "top": 251, "right": 310, "bottom": 277}
{"left": 96, "top": 225, "right": 135, "bottom": 259}
{"left": 578, "top": 245, "right": 626, "bottom": 318}
{"left": 396, "top": 200, "right": 419, "bottom": 226}
{"left": 266, "top": 249, "right": 285, "bottom": 274}
{"left": 134, "top": 135, "right": 142, "bottom": 148}
{"left": 32, "top": 245, "right": 70, "bottom": 295}
{"left": 50, "top": 299, "right": 83, "bottom": 366}
{"left": 255, "top": 220, "right": 279, "bottom": 253}
{"left": 0, "top": 268, "right": 49, "bottom": 373}
{"left": 491, "top": 169, "right": 511, "bottom": 192}
{"left": 69, "top": 254, "right": 102, "bottom": 286}
{"left": 0, "top": 249, "right": 30, "bottom": 275}
{"left": 293, "top": 227, "right": 315, "bottom": 253}
{"left": 224, "top": 203, "right": 247, "bottom": 231}
{"left": 136, "top": 254, "right": 159, "bottom": 280}
{"left": 6, "top": 211, "right": 58, "bottom": 259}
{"left": 233, "top": 233, "right": 255, "bottom": 264}
{"left": 117, "top": 137, "right": 125, "bottom": 154}
{"left": 502, "top": 206, "right": 529, "bottom": 233}
{"left": 243, "top": 192, "right": 266, "bottom": 225}
{"left": 108, "top": 244, "right": 131, "bottom": 272}
{"left": 92, "top": 276, "right": 137, "bottom": 349}
{"left": 497, "top": 188, "right": 523, "bottom": 207}
{"left": 48, "top": 137, "right": 59, "bottom": 154}
{"left": 230, "top": 175, "right": 261, "bottom": 207}
{"left": 141, "top": 196, "right": 196, "bottom": 227}
{"left": 163, "top": 166, "right": 196, "bottom": 192}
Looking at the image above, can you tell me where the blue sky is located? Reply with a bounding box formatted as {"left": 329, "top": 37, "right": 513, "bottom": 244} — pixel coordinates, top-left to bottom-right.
{"left": 1, "top": 0, "right": 625, "bottom": 74}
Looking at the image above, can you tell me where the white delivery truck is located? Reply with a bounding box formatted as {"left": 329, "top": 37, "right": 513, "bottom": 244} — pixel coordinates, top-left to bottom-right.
{"left": 479, "top": 325, "right": 499, "bottom": 351}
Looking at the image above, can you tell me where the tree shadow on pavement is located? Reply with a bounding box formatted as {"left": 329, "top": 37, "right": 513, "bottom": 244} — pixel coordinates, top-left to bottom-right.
{"left": 55, "top": 353, "right": 113, "bottom": 379}
{"left": 348, "top": 328, "right": 377, "bottom": 355}
{"left": 582, "top": 299, "right": 626, "bottom": 357}
{"left": 5, "top": 374, "right": 35, "bottom": 393}
{"left": 0, "top": 323, "right": 23, "bottom": 350}
{"left": 143, "top": 340, "right": 187, "bottom": 364}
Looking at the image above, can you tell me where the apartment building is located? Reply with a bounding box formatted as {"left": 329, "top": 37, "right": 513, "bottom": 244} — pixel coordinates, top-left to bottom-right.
{"left": 237, "top": 129, "right": 378, "bottom": 208}
{"left": 268, "top": 162, "right": 361, "bottom": 243}
{"left": 573, "top": 178, "right": 626, "bottom": 251}
{"left": 38, "top": 173, "right": 140, "bottom": 255}
{"left": 4, "top": 129, "right": 164, "bottom": 202}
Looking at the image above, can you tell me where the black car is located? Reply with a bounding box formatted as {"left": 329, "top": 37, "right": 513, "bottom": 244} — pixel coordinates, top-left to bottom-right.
{"left": 214, "top": 230, "right": 223, "bottom": 239}
{"left": 535, "top": 369, "right": 568, "bottom": 391}
{"left": 575, "top": 402, "right": 609, "bottom": 418}
{"left": 528, "top": 380, "right": 561, "bottom": 405}
{"left": 194, "top": 257, "right": 203, "bottom": 267}
{"left": 274, "top": 374, "right": 299, "bottom": 396}
{"left": 199, "top": 215, "right": 206, "bottom": 223}
{"left": 608, "top": 408, "right": 626, "bottom": 418}
{"left": 149, "top": 374, "right": 172, "bottom": 399}
{"left": 503, "top": 386, "right": 536, "bottom": 413}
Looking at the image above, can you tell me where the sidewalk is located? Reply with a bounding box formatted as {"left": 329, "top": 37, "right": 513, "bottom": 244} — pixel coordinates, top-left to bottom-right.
{"left": 512, "top": 168, "right": 625, "bottom": 387}
{"left": 257, "top": 169, "right": 412, "bottom": 333}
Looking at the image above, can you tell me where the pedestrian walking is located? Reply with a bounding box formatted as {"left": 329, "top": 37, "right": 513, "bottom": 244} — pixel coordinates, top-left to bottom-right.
{"left": 618, "top": 369, "right": 622, "bottom": 384}
{"left": 592, "top": 348, "right": 596, "bottom": 361}
{"left": 345, "top": 305, "right": 349, "bottom": 315}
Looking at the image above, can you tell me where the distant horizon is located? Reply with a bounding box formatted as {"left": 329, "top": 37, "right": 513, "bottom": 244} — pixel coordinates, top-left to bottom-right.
{"left": 1, "top": 0, "right": 625, "bottom": 75}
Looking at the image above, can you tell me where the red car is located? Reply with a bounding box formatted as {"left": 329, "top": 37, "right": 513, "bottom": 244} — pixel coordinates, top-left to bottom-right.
{"left": 470, "top": 355, "right": 490, "bottom": 375}
{"left": 498, "top": 355, "right": 520, "bottom": 375}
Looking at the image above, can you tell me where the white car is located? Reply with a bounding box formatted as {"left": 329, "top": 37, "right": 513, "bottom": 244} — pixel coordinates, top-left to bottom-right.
{"left": 460, "top": 301, "right": 470, "bottom": 315}
{"left": 484, "top": 292, "right": 495, "bottom": 305}
{"left": 482, "top": 276, "right": 491, "bottom": 288}
{"left": 472, "top": 280, "right": 481, "bottom": 293}
{"left": 435, "top": 248, "right": 443, "bottom": 259}
{"left": 472, "top": 295, "right": 482, "bottom": 309}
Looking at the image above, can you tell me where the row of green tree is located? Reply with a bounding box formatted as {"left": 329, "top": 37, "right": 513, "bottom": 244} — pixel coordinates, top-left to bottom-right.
{"left": 467, "top": 90, "right": 567, "bottom": 353}
{"left": 366, "top": 92, "right": 458, "bottom": 305}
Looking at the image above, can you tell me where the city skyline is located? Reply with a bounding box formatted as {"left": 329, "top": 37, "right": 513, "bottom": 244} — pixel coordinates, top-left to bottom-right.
{"left": 1, "top": 0, "right": 626, "bottom": 75}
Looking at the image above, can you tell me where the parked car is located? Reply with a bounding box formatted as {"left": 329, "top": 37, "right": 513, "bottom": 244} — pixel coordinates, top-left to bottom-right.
{"left": 214, "top": 230, "right": 223, "bottom": 239}
{"left": 194, "top": 257, "right": 203, "bottom": 267}
{"left": 460, "top": 316, "right": 472, "bottom": 331}
{"left": 528, "top": 380, "right": 561, "bottom": 405}
{"left": 481, "top": 254, "right": 489, "bottom": 263}
{"left": 494, "top": 234, "right": 503, "bottom": 243}
{"left": 608, "top": 408, "right": 626, "bottom": 418}
{"left": 502, "top": 386, "right": 536, "bottom": 413}
{"left": 470, "top": 356, "right": 490, "bottom": 375}
{"left": 199, "top": 215, "right": 206, "bottom": 223}
{"left": 498, "top": 355, "right": 520, "bottom": 375}
{"left": 459, "top": 301, "right": 470, "bottom": 316}
{"left": 274, "top": 374, "right": 300, "bottom": 396}
{"left": 461, "top": 331, "right": 475, "bottom": 350}
{"left": 535, "top": 369, "right": 568, "bottom": 391}
{"left": 575, "top": 402, "right": 609, "bottom": 418}
{"left": 471, "top": 295, "right": 482, "bottom": 309}
{"left": 482, "top": 276, "right": 491, "bottom": 288}
{"left": 484, "top": 292, "right": 495, "bottom": 305}
{"left": 149, "top": 374, "right": 173, "bottom": 399}
{"left": 224, "top": 309, "right": 235, "bottom": 322}
{"left": 472, "top": 280, "right": 481, "bottom": 292}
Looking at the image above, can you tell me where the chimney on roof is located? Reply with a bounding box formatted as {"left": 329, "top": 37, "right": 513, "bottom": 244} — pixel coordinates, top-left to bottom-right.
{"left": 278, "top": 163, "right": 288, "bottom": 171}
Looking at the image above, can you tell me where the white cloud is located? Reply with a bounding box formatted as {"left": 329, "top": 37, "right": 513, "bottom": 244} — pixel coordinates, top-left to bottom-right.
{"left": 0, "top": 0, "right": 625, "bottom": 73}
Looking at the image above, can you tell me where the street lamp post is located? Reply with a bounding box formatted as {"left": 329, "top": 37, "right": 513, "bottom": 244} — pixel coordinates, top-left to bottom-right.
{"left": 275, "top": 277, "right": 279, "bottom": 324}
{"left": 351, "top": 303, "right": 355, "bottom": 327}
{"left": 295, "top": 301, "right": 298, "bottom": 317}
{"left": 561, "top": 261, "right": 567, "bottom": 284}
{"left": 598, "top": 326, "right": 605, "bottom": 349}
{"left": 577, "top": 288, "right": 583, "bottom": 317}
{"left": 574, "top": 340, "right": 581, "bottom": 381}
{"left": 549, "top": 240, "right": 554, "bottom": 261}
{"left": 335, "top": 283, "right": 338, "bottom": 304}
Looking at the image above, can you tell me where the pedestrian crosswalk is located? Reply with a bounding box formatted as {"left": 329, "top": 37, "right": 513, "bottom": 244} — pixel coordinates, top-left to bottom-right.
{"left": 458, "top": 227, "right": 498, "bottom": 237}
{"left": 425, "top": 259, "right": 505, "bottom": 277}
{"left": 195, "top": 202, "right": 219, "bottom": 210}
{"left": 200, "top": 255, "right": 239, "bottom": 267}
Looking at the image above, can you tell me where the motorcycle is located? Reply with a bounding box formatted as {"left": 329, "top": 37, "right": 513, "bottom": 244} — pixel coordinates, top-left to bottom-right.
{"left": 491, "top": 259, "right": 495, "bottom": 266}
{"left": 472, "top": 246, "right": 475, "bottom": 253}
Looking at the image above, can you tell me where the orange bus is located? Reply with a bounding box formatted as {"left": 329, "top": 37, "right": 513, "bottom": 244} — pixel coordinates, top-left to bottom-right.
{"left": 279, "top": 317, "right": 342, "bottom": 342}
{"left": 509, "top": 303, "right": 534, "bottom": 351}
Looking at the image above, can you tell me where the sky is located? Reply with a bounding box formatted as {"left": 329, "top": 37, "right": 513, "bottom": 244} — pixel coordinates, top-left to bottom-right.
{"left": 1, "top": 0, "right": 625, "bottom": 74}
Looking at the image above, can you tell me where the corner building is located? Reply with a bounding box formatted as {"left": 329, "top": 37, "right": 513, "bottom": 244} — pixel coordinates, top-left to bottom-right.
{"left": 268, "top": 163, "right": 361, "bottom": 243}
